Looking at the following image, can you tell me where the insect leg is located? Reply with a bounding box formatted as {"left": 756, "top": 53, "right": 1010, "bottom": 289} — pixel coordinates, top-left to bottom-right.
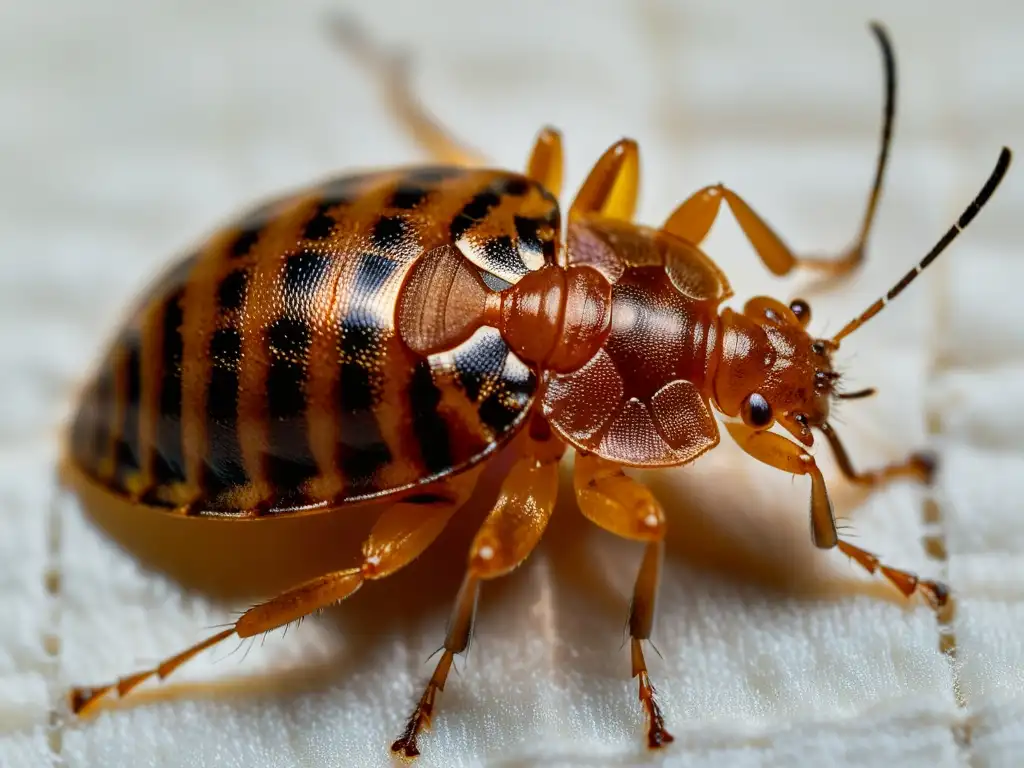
{"left": 526, "top": 127, "right": 564, "bottom": 198}
{"left": 665, "top": 23, "right": 896, "bottom": 276}
{"left": 817, "top": 422, "right": 936, "bottom": 487}
{"left": 662, "top": 185, "right": 726, "bottom": 248}
{"left": 570, "top": 139, "right": 640, "bottom": 223}
{"left": 327, "top": 16, "right": 488, "bottom": 166}
{"left": 392, "top": 421, "right": 564, "bottom": 758}
{"left": 572, "top": 452, "right": 674, "bottom": 749}
{"left": 666, "top": 182, "right": 873, "bottom": 280}
{"left": 725, "top": 422, "right": 949, "bottom": 609}
{"left": 68, "top": 481, "right": 475, "bottom": 716}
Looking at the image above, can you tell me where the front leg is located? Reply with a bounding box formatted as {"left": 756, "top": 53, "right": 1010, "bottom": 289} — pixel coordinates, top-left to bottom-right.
{"left": 573, "top": 452, "right": 674, "bottom": 749}
{"left": 817, "top": 421, "right": 935, "bottom": 486}
{"left": 661, "top": 23, "right": 896, "bottom": 284}
{"left": 726, "top": 423, "right": 949, "bottom": 608}
{"left": 663, "top": 184, "right": 864, "bottom": 279}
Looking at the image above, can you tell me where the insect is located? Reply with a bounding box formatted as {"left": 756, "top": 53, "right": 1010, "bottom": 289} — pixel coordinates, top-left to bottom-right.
{"left": 62, "top": 19, "right": 1010, "bottom": 758}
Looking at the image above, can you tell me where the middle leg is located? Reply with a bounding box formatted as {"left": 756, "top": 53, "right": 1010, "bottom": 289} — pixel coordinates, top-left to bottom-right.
{"left": 391, "top": 418, "right": 565, "bottom": 758}
{"left": 573, "top": 452, "right": 675, "bottom": 748}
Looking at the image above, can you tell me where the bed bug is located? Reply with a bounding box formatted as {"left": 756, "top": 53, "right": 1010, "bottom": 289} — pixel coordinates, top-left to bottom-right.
{"left": 62, "top": 19, "right": 1011, "bottom": 758}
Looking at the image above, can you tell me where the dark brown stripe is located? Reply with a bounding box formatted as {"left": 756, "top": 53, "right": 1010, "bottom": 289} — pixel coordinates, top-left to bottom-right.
{"left": 264, "top": 317, "right": 318, "bottom": 499}
{"left": 450, "top": 190, "right": 502, "bottom": 241}
{"left": 113, "top": 332, "right": 143, "bottom": 487}
{"left": 333, "top": 253, "right": 401, "bottom": 491}
{"left": 453, "top": 328, "right": 507, "bottom": 404}
{"left": 488, "top": 348, "right": 536, "bottom": 438}
{"left": 335, "top": 323, "right": 391, "bottom": 493}
{"left": 388, "top": 183, "right": 428, "bottom": 210}
{"left": 371, "top": 215, "right": 409, "bottom": 250}
{"left": 69, "top": 392, "right": 95, "bottom": 470}
{"left": 514, "top": 215, "right": 545, "bottom": 256}
{"left": 478, "top": 388, "right": 528, "bottom": 435}
{"left": 351, "top": 252, "right": 399, "bottom": 304}
{"left": 92, "top": 365, "right": 117, "bottom": 470}
{"left": 217, "top": 269, "right": 248, "bottom": 312}
{"left": 71, "top": 374, "right": 110, "bottom": 477}
{"left": 454, "top": 331, "right": 535, "bottom": 439}
{"left": 229, "top": 226, "right": 262, "bottom": 260}
{"left": 496, "top": 176, "right": 530, "bottom": 197}
{"left": 283, "top": 251, "right": 331, "bottom": 299}
{"left": 321, "top": 173, "right": 371, "bottom": 202}
{"left": 302, "top": 202, "right": 337, "bottom": 241}
{"left": 481, "top": 234, "right": 526, "bottom": 277}
{"left": 408, "top": 359, "right": 453, "bottom": 476}
{"left": 228, "top": 201, "right": 278, "bottom": 259}
{"left": 203, "top": 327, "right": 248, "bottom": 499}
{"left": 405, "top": 166, "right": 467, "bottom": 184}
{"left": 151, "top": 288, "right": 187, "bottom": 488}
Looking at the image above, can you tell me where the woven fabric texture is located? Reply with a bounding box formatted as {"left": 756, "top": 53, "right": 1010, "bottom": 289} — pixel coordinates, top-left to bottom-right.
{"left": 1, "top": 1, "right": 1021, "bottom": 766}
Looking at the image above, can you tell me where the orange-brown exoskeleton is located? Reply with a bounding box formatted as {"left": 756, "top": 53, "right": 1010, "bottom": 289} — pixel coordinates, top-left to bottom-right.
{"left": 63, "top": 19, "right": 1011, "bottom": 758}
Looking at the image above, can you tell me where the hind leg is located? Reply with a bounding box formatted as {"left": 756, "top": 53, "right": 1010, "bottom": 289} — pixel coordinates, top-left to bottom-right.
{"left": 68, "top": 475, "right": 478, "bottom": 715}
{"left": 328, "top": 16, "right": 487, "bottom": 166}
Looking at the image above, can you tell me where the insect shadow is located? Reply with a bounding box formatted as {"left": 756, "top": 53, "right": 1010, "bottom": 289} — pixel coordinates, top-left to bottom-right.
{"left": 67, "top": 432, "right": 915, "bottom": 717}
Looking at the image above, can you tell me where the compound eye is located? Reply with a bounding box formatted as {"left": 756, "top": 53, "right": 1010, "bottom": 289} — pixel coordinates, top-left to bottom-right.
{"left": 741, "top": 392, "right": 774, "bottom": 429}
{"left": 789, "top": 299, "right": 811, "bottom": 327}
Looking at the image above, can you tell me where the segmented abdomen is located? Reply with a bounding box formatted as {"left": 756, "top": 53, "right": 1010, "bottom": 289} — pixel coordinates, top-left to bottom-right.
{"left": 69, "top": 166, "right": 560, "bottom": 516}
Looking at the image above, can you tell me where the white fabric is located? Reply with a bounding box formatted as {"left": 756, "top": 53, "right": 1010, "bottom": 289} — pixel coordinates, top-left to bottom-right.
{"left": 2, "top": 1, "right": 1022, "bottom": 766}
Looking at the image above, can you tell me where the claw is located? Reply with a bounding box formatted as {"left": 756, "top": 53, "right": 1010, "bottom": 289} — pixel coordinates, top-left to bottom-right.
{"left": 638, "top": 671, "right": 675, "bottom": 749}
{"left": 909, "top": 450, "right": 938, "bottom": 485}
{"left": 390, "top": 684, "right": 437, "bottom": 759}
{"left": 922, "top": 579, "right": 951, "bottom": 610}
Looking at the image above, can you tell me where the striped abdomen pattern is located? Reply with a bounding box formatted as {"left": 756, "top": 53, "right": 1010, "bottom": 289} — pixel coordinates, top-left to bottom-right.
{"left": 69, "top": 166, "right": 560, "bottom": 516}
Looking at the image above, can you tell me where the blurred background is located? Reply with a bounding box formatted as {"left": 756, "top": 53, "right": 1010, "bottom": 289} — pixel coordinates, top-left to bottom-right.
{"left": 1, "top": 1, "right": 1021, "bottom": 766}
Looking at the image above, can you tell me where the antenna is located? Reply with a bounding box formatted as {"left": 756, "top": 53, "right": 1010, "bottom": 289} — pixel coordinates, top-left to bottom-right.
{"left": 830, "top": 147, "right": 1012, "bottom": 346}
{"left": 851, "top": 22, "right": 898, "bottom": 257}
{"left": 836, "top": 388, "right": 876, "bottom": 400}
